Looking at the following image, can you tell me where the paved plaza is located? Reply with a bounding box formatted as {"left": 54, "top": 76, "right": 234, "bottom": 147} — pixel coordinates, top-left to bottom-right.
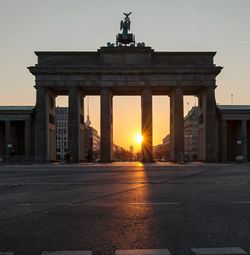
{"left": 0, "top": 163, "right": 250, "bottom": 255}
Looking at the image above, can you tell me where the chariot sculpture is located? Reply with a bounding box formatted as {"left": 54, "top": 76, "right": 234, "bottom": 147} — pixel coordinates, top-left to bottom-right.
{"left": 116, "top": 12, "right": 135, "bottom": 46}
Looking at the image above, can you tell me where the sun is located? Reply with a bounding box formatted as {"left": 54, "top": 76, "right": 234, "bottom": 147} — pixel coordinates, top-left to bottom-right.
{"left": 135, "top": 134, "right": 143, "bottom": 144}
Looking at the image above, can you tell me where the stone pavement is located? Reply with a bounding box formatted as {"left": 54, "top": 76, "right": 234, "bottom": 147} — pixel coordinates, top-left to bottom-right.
{"left": 0, "top": 163, "right": 249, "bottom": 255}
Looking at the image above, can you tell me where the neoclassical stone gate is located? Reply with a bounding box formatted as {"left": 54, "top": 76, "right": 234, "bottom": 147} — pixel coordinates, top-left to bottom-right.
{"left": 28, "top": 46, "right": 222, "bottom": 163}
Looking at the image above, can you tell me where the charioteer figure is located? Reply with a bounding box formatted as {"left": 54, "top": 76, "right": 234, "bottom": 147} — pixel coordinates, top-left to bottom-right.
{"left": 116, "top": 12, "right": 135, "bottom": 46}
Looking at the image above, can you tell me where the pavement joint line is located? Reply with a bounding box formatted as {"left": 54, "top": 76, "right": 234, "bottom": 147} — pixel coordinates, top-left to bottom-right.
{"left": 16, "top": 203, "right": 74, "bottom": 206}
{"left": 0, "top": 182, "right": 148, "bottom": 224}
{"left": 191, "top": 247, "right": 248, "bottom": 254}
{"left": 232, "top": 201, "right": 250, "bottom": 204}
{"left": 41, "top": 251, "right": 92, "bottom": 255}
{"left": 0, "top": 252, "right": 14, "bottom": 255}
{"left": 125, "top": 202, "right": 180, "bottom": 205}
{"left": 116, "top": 249, "right": 172, "bottom": 255}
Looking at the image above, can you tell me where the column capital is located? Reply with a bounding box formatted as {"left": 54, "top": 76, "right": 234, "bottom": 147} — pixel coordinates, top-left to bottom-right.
{"left": 101, "top": 87, "right": 112, "bottom": 94}
{"left": 171, "top": 86, "right": 183, "bottom": 91}
{"left": 141, "top": 87, "right": 152, "bottom": 92}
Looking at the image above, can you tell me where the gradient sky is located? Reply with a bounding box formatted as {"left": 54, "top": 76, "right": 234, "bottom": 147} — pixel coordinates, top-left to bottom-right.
{"left": 0, "top": 0, "right": 249, "bottom": 151}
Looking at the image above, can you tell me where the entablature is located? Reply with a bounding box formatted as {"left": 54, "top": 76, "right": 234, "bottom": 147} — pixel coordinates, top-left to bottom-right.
{"left": 30, "top": 48, "right": 221, "bottom": 69}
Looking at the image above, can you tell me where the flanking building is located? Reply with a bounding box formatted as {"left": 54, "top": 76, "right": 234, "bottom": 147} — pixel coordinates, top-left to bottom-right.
{"left": 218, "top": 105, "right": 250, "bottom": 162}
{"left": 161, "top": 105, "right": 250, "bottom": 162}
{"left": 0, "top": 106, "right": 34, "bottom": 162}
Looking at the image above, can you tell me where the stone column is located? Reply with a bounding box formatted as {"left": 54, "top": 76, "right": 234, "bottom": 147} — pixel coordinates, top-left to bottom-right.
{"left": 205, "top": 87, "right": 218, "bottom": 161}
{"left": 241, "top": 120, "right": 248, "bottom": 162}
{"left": 34, "top": 87, "right": 49, "bottom": 162}
{"left": 48, "top": 92, "right": 56, "bottom": 162}
{"left": 25, "top": 120, "right": 31, "bottom": 161}
{"left": 100, "top": 88, "right": 113, "bottom": 162}
{"left": 5, "top": 120, "right": 11, "bottom": 162}
{"left": 170, "top": 87, "right": 184, "bottom": 162}
{"left": 68, "top": 87, "right": 84, "bottom": 163}
{"left": 221, "top": 120, "right": 228, "bottom": 161}
{"left": 141, "top": 88, "right": 153, "bottom": 162}
{"left": 197, "top": 86, "right": 218, "bottom": 161}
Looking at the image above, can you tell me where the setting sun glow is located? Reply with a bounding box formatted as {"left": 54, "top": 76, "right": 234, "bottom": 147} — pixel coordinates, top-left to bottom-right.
{"left": 135, "top": 134, "right": 143, "bottom": 144}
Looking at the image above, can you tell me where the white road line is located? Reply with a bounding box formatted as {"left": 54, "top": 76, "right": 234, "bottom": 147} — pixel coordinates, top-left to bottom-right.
{"left": 125, "top": 202, "right": 180, "bottom": 205}
{"left": 191, "top": 247, "right": 247, "bottom": 254}
{"left": 116, "top": 249, "right": 171, "bottom": 255}
{"left": 0, "top": 252, "right": 14, "bottom": 255}
{"left": 41, "top": 251, "right": 92, "bottom": 255}
{"left": 233, "top": 201, "right": 250, "bottom": 204}
{"left": 16, "top": 203, "right": 73, "bottom": 206}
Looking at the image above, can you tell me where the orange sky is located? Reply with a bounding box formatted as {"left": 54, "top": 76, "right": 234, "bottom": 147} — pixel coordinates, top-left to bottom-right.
{"left": 57, "top": 95, "right": 195, "bottom": 152}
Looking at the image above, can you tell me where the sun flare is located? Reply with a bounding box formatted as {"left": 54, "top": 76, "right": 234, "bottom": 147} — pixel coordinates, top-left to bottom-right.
{"left": 135, "top": 134, "right": 143, "bottom": 144}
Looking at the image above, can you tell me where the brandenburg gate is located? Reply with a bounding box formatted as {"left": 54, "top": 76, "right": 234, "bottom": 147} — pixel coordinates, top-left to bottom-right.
{"left": 28, "top": 13, "right": 222, "bottom": 163}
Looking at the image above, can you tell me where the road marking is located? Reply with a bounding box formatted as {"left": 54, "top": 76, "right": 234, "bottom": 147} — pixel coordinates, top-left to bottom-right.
{"left": 191, "top": 247, "right": 247, "bottom": 254}
{"left": 116, "top": 249, "right": 171, "bottom": 255}
{"left": 233, "top": 201, "right": 250, "bottom": 204}
{"left": 125, "top": 202, "right": 180, "bottom": 205}
{"left": 0, "top": 252, "right": 14, "bottom": 255}
{"left": 41, "top": 251, "right": 92, "bottom": 255}
{"left": 16, "top": 203, "right": 73, "bottom": 206}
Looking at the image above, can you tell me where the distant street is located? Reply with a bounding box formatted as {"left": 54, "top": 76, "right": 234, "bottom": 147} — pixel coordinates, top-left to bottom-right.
{"left": 0, "top": 162, "right": 250, "bottom": 255}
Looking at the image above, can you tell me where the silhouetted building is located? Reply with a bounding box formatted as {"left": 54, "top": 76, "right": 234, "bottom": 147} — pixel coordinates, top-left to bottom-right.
{"left": 55, "top": 107, "right": 68, "bottom": 160}
{"left": 153, "top": 144, "right": 166, "bottom": 161}
{"left": 184, "top": 107, "right": 198, "bottom": 161}
{"left": 218, "top": 105, "right": 250, "bottom": 162}
{"left": 113, "top": 145, "right": 132, "bottom": 162}
{"left": 162, "top": 134, "right": 170, "bottom": 160}
{"left": 0, "top": 106, "right": 34, "bottom": 162}
{"left": 84, "top": 114, "right": 100, "bottom": 160}
{"left": 84, "top": 126, "right": 100, "bottom": 160}
{"left": 129, "top": 145, "right": 135, "bottom": 161}
{"left": 56, "top": 107, "right": 100, "bottom": 161}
